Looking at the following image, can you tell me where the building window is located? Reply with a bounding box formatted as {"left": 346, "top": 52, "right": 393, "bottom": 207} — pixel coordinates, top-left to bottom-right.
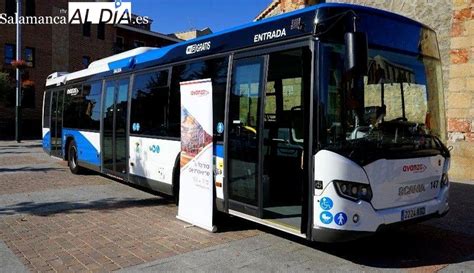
{"left": 83, "top": 22, "right": 91, "bottom": 37}
{"left": 133, "top": 40, "right": 145, "bottom": 48}
{"left": 25, "top": 47, "right": 35, "bottom": 67}
{"left": 115, "top": 36, "right": 124, "bottom": 52}
{"left": 5, "top": 0, "right": 15, "bottom": 17}
{"left": 4, "top": 44, "right": 15, "bottom": 64}
{"left": 97, "top": 23, "right": 105, "bottom": 40}
{"left": 25, "top": 0, "right": 35, "bottom": 16}
{"left": 21, "top": 86, "right": 35, "bottom": 108}
{"left": 82, "top": 56, "right": 91, "bottom": 68}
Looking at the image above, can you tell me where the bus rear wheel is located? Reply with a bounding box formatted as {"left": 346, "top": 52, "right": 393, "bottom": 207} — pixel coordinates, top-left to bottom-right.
{"left": 68, "top": 140, "right": 84, "bottom": 174}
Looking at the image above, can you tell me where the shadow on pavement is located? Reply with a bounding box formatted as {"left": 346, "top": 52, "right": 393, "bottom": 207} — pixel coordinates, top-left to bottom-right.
{"left": 0, "top": 197, "right": 173, "bottom": 217}
{"left": 0, "top": 166, "right": 65, "bottom": 173}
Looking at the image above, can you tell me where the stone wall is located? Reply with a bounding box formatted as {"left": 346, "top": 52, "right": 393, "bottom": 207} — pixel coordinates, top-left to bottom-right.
{"left": 255, "top": 0, "right": 322, "bottom": 20}
{"left": 446, "top": 0, "right": 474, "bottom": 181}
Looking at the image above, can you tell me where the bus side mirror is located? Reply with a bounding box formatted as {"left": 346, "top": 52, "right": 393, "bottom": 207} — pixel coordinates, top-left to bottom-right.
{"left": 344, "top": 32, "right": 368, "bottom": 75}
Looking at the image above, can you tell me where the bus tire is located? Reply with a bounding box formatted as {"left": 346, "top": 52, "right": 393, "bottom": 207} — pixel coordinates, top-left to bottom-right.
{"left": 68, "top": 140, "right": 84, "bottom": 174}
{"left": 172, "top": 153, "right": 180, "bottom": 206}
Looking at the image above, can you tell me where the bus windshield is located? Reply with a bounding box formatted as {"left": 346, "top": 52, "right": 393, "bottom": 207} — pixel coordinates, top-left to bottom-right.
{"left": 319, "top": 43, "right": 447, "bottom": 164}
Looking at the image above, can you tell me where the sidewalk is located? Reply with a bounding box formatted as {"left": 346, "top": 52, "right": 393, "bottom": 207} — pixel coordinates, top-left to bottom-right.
{"left": 0, "top": 141, "right": 260, "bottom": 272}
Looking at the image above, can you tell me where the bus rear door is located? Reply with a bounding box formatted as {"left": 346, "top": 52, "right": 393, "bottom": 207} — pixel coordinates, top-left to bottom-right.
{"left": 50, "top": 89, "right": 64, "bottom": 158}
{"left": 102, "top": 77, "right": 130, "bottom": 176}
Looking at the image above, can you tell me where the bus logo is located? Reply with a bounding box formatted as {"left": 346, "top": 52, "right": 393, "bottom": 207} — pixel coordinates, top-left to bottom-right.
{"left": 186, "top": 41, "right": 211, "bottom": 55}
{"left": 190, "top": 89, "right": 209, "bottom": 97}
{"left": 402, "top": 164, "right": 427, "bottom": 173}
{"left": 66, "top": 88, "right": 80, "bottom": 96}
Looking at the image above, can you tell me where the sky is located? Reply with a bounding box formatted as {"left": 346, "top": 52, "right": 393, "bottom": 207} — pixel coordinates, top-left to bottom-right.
{"left": 131, "top": 0, "right": 273, "bottom": 35}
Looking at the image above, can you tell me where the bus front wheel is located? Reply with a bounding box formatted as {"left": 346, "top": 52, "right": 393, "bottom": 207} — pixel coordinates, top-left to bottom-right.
{"left": 68, "top": 140, "right": 84, "bottom": 174}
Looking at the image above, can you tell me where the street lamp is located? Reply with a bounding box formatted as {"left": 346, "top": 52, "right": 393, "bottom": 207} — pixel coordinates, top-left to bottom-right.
{"left": 15, "top": 0, "right": 22, "bottom": 143}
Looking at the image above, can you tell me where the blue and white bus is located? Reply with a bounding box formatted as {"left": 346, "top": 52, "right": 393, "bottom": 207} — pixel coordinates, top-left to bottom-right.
{"left": 42, "top": 3, "right": 450, "bottom": 242}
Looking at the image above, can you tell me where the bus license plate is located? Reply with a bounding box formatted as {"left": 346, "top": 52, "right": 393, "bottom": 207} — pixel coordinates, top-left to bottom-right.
{"left": 401, "top": 207, "right": 426, "bottom": 221}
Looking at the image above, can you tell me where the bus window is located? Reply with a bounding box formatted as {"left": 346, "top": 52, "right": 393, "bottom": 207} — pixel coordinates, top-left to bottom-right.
{"left": 43, "top": 91, "right": 52, "bottom": 128}
{"left": 170, "top": 57, "right": 228, "bottom": 141}
{"left": 63, "top": 85, "right": 83, "bottom": 129}
{"left": 81, "top": 82, "right": 102, "bottom": 131}
{"left": 130, "top": 70, "right": 170, "bottom": 137}
{"left": 63, "top": 82, "right": 101, "bottom": 131}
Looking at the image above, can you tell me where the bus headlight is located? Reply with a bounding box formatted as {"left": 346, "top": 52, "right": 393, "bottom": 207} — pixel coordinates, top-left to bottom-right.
{"left": 441, "top": 173, "right": 449, "bottom": 188}
{"left": 334, "top": 180, "right": 373, "bottom": 202}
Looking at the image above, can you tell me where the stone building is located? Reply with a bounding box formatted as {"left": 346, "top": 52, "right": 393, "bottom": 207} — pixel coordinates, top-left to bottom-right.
{"left": 255, "top": 0, "right": 474, "bottom": 181}
{"left": 172, "top": 27, "right": 213, "bottom": 41}
{"left": 0, "top": 0, "right": 180, "bottom": 139}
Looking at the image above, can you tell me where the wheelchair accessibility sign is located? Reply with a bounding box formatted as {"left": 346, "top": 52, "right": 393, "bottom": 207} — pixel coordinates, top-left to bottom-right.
{"left": 320, "top": 197, "right": 333, "bottom": 211}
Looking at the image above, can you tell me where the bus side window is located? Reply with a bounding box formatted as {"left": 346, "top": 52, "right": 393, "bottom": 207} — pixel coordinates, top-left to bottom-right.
{"left": 130, "top": 70, "right": 171, "bottom": 137}
{"left": 170, "top": 57, "right": 229, "bottom": 141}
{"left": 43, "top": 91, "right": 52, "bottom": 128}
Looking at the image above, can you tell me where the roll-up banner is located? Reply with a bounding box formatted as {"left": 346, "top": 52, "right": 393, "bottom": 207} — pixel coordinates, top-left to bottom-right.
{"left": 177, "top": 78, "right": 215, "bottom": 232}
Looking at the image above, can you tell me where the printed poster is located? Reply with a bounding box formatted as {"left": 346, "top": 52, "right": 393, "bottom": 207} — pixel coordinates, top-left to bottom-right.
{"left": 177, "top": 78, "right": 215, "bottom": 232}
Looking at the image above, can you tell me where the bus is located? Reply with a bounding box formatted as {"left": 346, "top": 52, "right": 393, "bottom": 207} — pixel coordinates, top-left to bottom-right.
{"left": 42, "top": 3, "right": 450, "bottom": 242}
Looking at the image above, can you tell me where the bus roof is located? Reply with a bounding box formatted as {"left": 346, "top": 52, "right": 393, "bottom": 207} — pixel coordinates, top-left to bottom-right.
{"left": 46, "top": 3, "right": 432, "bottom": 87}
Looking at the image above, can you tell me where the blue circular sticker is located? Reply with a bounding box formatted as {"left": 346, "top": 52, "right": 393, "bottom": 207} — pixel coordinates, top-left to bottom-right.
{"left": 217, "top": 122, "right": 224, "bottom": 134}
{"left": 320, "top": 197, "right": 333, "bottom": 211}
{"left": 149, "top": 145, "right": 160, "bottom": 154}
{"left": 320, "top": 211, "right": 333, "bottom": 224}
{"left": 334, "top": 212, "right": 348, "bottom": 226}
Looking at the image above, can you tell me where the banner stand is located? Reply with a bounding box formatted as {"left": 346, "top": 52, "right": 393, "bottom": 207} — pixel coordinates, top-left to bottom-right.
{"left": 177, "top": 79, "right": 216, "bottom": 232}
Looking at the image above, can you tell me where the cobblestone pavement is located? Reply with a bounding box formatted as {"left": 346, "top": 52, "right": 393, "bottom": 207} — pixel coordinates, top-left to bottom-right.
{"left": 0, "top": 141, "right": 260, "bottom": 272}
{"left": 0, "top": 140, "right": 473, "bottom": 273}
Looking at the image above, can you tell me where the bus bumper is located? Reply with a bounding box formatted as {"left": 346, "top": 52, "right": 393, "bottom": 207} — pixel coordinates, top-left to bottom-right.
{"left": 311, "top": 182, "right": 450, "bottom": 242}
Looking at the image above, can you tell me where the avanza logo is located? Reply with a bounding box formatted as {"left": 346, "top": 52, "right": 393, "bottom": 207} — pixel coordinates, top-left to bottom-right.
{"left": 190, "top": 89, "right": 209, "bottom": 97}
{"left": 402, "top": 164, "right": 427, "bottom": 173}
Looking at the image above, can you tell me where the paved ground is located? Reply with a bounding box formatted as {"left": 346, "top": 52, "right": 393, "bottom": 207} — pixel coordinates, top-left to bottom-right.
{"left": 0, "top": 140, "right": 473, "bottom": 272}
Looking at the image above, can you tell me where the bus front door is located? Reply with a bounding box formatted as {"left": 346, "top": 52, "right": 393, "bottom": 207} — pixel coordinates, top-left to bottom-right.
{"left": 227, "top": 56, "right": 266, "bottom": 218}
{"left": 227, "top": 47, "right": 309, "bottom": 235}
{"left": 50, "top": 90, "right": 64, "bottom": 158}
{"left": 102, "top": 78, "right": 129, "bottom": 176}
